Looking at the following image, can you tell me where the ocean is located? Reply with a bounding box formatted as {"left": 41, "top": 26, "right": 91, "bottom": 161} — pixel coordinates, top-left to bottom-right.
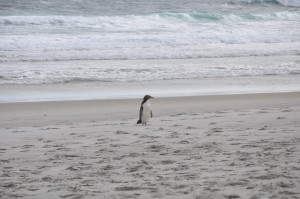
{"left": 0, "top": 0, "right": 300, "bottom": 101}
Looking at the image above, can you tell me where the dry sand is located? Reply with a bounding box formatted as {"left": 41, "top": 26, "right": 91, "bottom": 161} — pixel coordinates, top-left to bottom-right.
{"left": 0, "top": 92, "right": 299, "bottom": 199}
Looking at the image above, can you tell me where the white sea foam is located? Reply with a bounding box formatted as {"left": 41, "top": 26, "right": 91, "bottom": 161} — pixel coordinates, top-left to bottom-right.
{"left": 1, "top": 11, "right": 300, "bottom": 27}
{"left": 0, "top": 0, "right": 299, "bottom": 86}
{"left": 0, "top": 11, "right": 299, "bottom": 62}
{"left": 0, "top": 56, "right": 299, "bottom": 85}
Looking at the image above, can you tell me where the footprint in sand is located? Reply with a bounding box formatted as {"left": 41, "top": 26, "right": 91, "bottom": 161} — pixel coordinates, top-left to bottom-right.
{"left": 223, "top": 194, "right": 241, "bottom": 199}
{"left": 179, "top": 140, "right": 190, "bottom": 144}
{"left": 41, "top": 127, "right": 60, "bottom": 130}
{"left": 116, "top": 130, "right": 130, "bottom": 135}
{"left": 281, "top": 109, "right": 292, "bottom": 112}
{"left": 186, "top": 126, "right": 197, "bottom": 130}
{"left": 22, "top": 145, "right": 35, "bottom": 149}
{"left": 146, "top": 145, "right": 166, "bottom": 152}
{"left": 167, "top": 132, "right": 179, "bottom": 139}
{"left": 128, "top": 152, "right": 143, "bottom": 158}
{"left": 205, "top": 128, "right": 223, "bottom": 135}
{"left": 0, "top": 159, "right": 10, "bottom": 163}
{"left": 127, "top": 164, "right": 143, "bottom": 172}
{"left": 12, "top": 130, "right": 26, "bottom": 133}
{"left": 1, "top": 182, "right": 16, "bottom": 188}
{"left": 278, "top": 190, "right": 298, "bottom": 196}
{"left": 259, "top": 125, "right": 268, "bottom": 130}
{"left": 119, "top": 122, "right": 130, "bottom": 125}
{"left": 277, "top": 117, "right": 286, "bottom": 120}
{"left": 26, "top": 186, "right": 40, "bottom": 192}
{"left": 257, "top": 110, "right": 269, "bottom": 114}
{"left": 276, "top": 181, "right": 296, "bottom": 188}
{"left": 0, "top": 148, "right": 7, "bottom": 154}
{"left": 216, "top": 111, "right": 228, "bottom": 114}
{"left": 60, "top": 194, "right": 84, "bottom": 199}
{"left": 41, "top": 176, "right": 53, "bottom": 182}
{"left": 102, "top": 165, "right": 114, "bottom": 170}
{"left": 115, "top": 186, "right": 157, "bottom": 192}
{"left": 161, "top": 160, "right": 176, "bottom": 165}
{"left": 43, "top": 140, "right": 53, "bottom": 143}
{"left": 170, "top": 113, "right": 187, "bottom": 117}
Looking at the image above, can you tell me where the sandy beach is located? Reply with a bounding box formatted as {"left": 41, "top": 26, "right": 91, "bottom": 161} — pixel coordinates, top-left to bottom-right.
{"left": 1, "top": 0, "right": 300, "bottom": 198}
{"left": 0, "top": 92, "right": 299, "bottom": 199}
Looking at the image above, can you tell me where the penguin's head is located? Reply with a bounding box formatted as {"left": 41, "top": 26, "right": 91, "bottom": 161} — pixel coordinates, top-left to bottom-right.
{"left": 143, "top": 95, "right": 154, "bottom": 101}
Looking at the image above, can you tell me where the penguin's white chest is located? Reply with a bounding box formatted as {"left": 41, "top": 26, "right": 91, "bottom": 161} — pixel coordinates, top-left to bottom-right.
{"left": 141, "top": 100, "right": 151, "bottom": 124}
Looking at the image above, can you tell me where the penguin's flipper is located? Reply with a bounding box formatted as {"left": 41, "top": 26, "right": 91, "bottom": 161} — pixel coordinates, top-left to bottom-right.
{"left": 151, "top": 110, "right": 153, "bottom": 118}
{"left": 137, "top": 105, "right": 143, "bottom": 124}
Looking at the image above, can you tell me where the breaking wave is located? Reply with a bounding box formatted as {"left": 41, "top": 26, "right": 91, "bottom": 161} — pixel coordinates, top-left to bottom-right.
{"left": 243, "top": 0, "right": 300, "bottom": 7}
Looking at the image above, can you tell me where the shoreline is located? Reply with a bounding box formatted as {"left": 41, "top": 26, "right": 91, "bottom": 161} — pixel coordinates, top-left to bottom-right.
{"left": 1, "top": 74, "right": 300, "bottom": 103}
{"left": 1, "top": 91, "right": 299, "bottom": 127}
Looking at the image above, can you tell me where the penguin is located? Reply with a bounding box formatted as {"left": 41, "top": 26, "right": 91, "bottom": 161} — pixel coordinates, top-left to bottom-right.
{"left": 137, "top": 95, "right": 154, "bottom": 125}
